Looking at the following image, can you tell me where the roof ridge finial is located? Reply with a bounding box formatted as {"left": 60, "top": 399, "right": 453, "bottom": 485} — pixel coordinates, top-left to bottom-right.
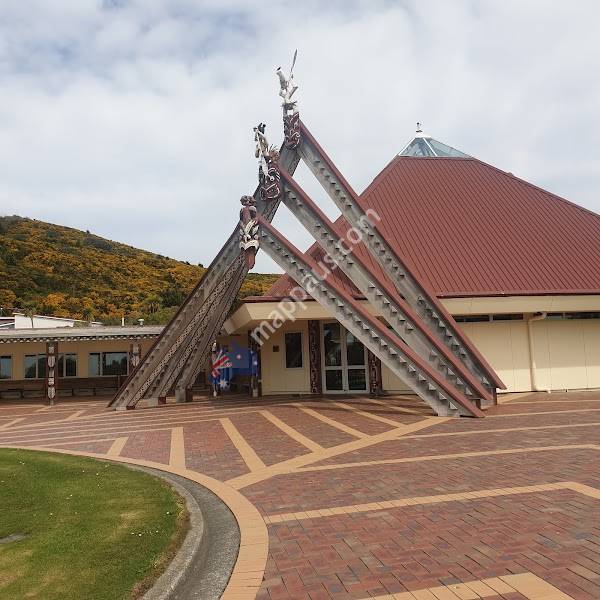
{"left": 416, "top": 121, "right": 423, "bottom": 134}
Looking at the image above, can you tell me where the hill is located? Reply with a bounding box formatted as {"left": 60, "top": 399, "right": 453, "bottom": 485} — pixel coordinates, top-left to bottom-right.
{"left": 0, "top": 216, "right": 278, "bottom": 325}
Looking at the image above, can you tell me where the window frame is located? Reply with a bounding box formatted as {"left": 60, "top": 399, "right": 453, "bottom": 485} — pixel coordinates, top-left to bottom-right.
{"left": 88, "top": 351, "right": 129, "bottom": 377}
{"left": 102, "top": 352, "right": 129, "bottom": 377}
{"left": 0, "top": 355, "right": 12, "bottom": 380}
{"left": 58, "top": 353, "right": 78, "bottom": 378}
{"left": 284, "top": 331, "right": 304, "bottom": 370}
{"left": 24, "top": 354, "right": 47, "bottom": 379}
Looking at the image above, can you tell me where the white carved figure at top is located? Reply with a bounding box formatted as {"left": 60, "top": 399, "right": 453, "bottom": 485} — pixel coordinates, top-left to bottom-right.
{"left": 276, "top": 50, "right": 298, "bottom": 115}
{"left": 254, "top": 122, "right": 271, "bottom": 177}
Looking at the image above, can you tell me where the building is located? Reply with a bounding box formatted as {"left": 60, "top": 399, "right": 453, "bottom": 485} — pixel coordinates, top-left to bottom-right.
{"left": 0, "top": 326, "right": 162, "bottom": 398}
{"left": 223, "top": 128, "right": 600, "bottom": 396}
{"left": 0, "top": 313, "right": 102, "bottom": 330}
{"left": 2, "top": 127, "right": 598, "bottom": 406}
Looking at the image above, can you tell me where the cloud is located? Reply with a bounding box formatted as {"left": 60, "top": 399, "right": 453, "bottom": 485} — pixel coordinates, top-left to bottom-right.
{"left": 0, "top": 0, "right": 598, "bottom": 273}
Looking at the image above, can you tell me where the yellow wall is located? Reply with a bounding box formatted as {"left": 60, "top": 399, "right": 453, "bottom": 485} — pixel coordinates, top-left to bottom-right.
{"left": 457, "top": 318, "right": 600, "bottom": 393}
{"left": 458, "top": 321, "right": 532, "bottom": 392}
{"left": 530, "top": 319, "right": 600, "bottom": 391}
{"left": 255, "top": 317, "right": 600, "bottom": 396}
{"left": 381, "top": 364, "right": 411, "bottom": 393}
{"left": 257, "top": 321, "right": 311, "bottom": 395}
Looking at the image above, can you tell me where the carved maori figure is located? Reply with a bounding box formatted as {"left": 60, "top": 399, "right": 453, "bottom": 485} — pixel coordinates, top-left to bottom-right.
{"left": 239, "top": 195, "right": 259, "bottom": 269}
{"left": 254, "top": 122, "right": 270, "bottom": 177}
{"left": 276, "top": 52, "right": 298, "bottom": 115}
{"left": 253, "top": 123, "right": 282, "bottom": 200}
{"left": 277, "top": 52, "right": 301, "bottom": 149}
{"left": 283, "top": 111, "right": 300, "bottom": 149}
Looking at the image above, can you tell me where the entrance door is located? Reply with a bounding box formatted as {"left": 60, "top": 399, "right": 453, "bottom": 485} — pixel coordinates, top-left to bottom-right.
{"left": 321, "top": 322, "right": 368, "bottom": 393}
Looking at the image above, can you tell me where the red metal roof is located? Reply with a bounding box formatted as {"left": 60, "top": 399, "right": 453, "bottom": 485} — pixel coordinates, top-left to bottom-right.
{"left": 266, "top": 155, "right": 600, "bottom": 299}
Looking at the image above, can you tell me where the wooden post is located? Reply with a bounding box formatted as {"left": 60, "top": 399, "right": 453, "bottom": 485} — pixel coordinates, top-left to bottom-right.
{"left": 248, "top": 330, "right": 260, "bottom": 398}
{"left": 368, "top": 350, "right": 383, "bottom": 396}
{"left": 129, "top": 342, "right": 141, "bottom": 373}
{"left": 308, "top": 320, "right": 322, "bottom": 395}
{"left": 45, "top": 342, "right": 58, "bottom": 406}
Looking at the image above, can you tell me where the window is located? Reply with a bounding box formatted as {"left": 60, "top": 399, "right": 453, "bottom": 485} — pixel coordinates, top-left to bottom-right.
{"left": 89, "top": 353, "right": 101, "bottom": 376}
{"left": 0, "top": 356, "right": 11, "bottom": 380}
{"left": 103, "top": 352, "right": 128, "bottom": 376}
{"left": 58, "top": 353, "right": 77, "bottom": 377}
{"left": 454, "top": 315, "right": 490, "bottom": 323}
{"left": 491, "top": 313, "right": 523, "bottom": 321}
{"left": 24, "top": 354, "right": 46, "bottom": 379}
{"left": 284, "top": 332, "right": 303, "bottom": 369}
{"left": 89, "top": 352, "right": 128, "bottom": 376}
{"left": 547, "top": 312, "right": 600, "bottom": 320}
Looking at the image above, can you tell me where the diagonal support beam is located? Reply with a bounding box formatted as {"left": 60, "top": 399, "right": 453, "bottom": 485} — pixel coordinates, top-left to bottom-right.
{"left": 278, "top": 171, "right": 493, "bottom": 405}
{"left": 297, "top": 121, "right": 504, "bottom": 399}
{"left": 257, "top": 215, "right": 484, "bottom": 418}
{"left": 109, "top": 145, "right": 300, "bottom": 409}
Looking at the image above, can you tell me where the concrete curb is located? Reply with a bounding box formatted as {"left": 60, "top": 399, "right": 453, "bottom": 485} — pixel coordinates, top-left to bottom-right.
{"left": 135, "top": 468, "right": 205, "bottom": 600}
{"left": 3, "top": 446, "right": 268, "bottom": 600}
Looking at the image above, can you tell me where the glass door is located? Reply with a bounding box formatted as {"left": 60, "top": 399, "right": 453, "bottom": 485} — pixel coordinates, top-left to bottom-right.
{"left": 345, "top": 331, "right": 368, "bottom": 391}
{"left": 321, "top": 322, "right": 368, "bottom": 393}
{"left": 322, "top": 322, "right": 344, "bottom": 392}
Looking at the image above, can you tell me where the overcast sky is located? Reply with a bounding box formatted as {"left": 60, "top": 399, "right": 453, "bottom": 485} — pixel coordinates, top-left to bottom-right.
{"left": 1, "top": 0, "right": 598, "bottom": 273}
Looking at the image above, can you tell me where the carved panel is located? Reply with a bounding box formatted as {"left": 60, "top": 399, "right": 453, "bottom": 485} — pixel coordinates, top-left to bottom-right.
{"left": 129, "top": 342, "right": 141, "bottom": 372}
{"left": 308, "top": 320, "right": 322, "bottom": 395}
{"left": 367, "top": 350, "right": 382, "bottom": 396}
{"left": 248, "top": 330, "right": 261, "bottom": 397}
{"left": 283, "top": 112, "right": 300, "bottom": 149}
{"left": 260, "top": 158, "right": 282, "bottom": 201}
{"left": 45, "top": 342, "right": 58, "bottom": 404}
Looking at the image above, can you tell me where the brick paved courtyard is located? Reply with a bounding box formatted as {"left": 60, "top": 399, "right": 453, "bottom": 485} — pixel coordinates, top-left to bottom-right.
{"left": 1, "top": 391, "right": 599, "bottom": 599}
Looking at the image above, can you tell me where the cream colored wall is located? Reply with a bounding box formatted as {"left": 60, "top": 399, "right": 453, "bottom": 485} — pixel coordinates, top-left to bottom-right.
{"left": 227, "top": 296, "right": 600, "bottom": 396}
{"left": 457, "top": 321, "right": 531, "bottom": 392}
{"left": 453, "top": 319, "right": 600, "bottom": 393}
{"left": 0, "top": 339, "right": 155, "bottom": 379}
{"left": 381, "top": 364, "right": 411, "bottom": 393}
{"left": 258, "top": 321, "right": 311, "bottom": 395}
{"left": 383, "top": 321, "right": 533, "bottom": 394}
{"left": 530, "top": 319, "right": 600, "bottom": 391}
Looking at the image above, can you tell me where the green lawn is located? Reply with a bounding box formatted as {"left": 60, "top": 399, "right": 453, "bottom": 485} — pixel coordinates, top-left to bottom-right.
{"left": 0, "top": 449, "right": 188, "bottom": 600}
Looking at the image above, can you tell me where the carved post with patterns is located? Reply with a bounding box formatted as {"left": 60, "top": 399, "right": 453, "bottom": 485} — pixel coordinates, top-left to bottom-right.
{"left": 45, "top": 342, "right": 58, "bottom": 405}
{"left": 308, "top": 320, "right": 322, "bottom": 395}
{"left": 129, "top": 342, "right": 141, "bottom": 373}
{"left": 368, "top": 350, "right": 383, "bottom": 396}
{"left": 248, "top": 330, "right": 260, "bottom": 397}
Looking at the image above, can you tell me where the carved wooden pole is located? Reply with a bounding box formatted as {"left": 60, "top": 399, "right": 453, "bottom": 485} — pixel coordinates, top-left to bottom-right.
{"left": 368, "top": 350, "right": 383, "bottom": 396}
{"left": 308, "top": 320, "right": 322, "bottom": 395}
{"left": 45, "top": 342, "right": 58, "bottom": 406}
{"left": 248, "top": 330, "right": 260, "bottom": 398}
{"left": 129, "top": 342, "right": 141, "bottom": 373}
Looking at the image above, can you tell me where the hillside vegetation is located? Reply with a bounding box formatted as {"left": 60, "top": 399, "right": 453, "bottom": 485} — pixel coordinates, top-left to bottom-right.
{"left": 0, "top": 216, "right": 278, "bottom": 325}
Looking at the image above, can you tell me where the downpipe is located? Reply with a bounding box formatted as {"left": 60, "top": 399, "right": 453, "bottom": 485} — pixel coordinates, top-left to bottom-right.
{"left": 527, "top": 312, "right": 549, "bottom": 392}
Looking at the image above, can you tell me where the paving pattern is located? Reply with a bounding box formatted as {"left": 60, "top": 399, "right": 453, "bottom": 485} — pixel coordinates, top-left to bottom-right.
{"left": 1, "top": 391, "right": 599, "bottom": 599}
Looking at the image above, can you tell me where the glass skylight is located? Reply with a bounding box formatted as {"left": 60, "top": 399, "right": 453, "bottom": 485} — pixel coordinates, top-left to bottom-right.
{"left": 399, "top": 134, "right": 470, "bottom": 158}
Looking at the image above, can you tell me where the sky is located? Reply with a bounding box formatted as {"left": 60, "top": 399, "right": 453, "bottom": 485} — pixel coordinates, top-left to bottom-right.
{"left": 1, "top": 0, "right": 599, "bottom": 273}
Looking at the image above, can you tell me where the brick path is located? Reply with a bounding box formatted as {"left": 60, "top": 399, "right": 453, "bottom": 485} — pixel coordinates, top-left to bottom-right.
{"left": 1, "top": 391, "right": 599, "bottom": 599}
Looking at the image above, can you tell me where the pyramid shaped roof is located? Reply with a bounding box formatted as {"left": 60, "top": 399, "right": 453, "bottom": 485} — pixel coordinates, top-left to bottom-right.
{"left": 263, "top": 145, "right": 600, "bottom": 300}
